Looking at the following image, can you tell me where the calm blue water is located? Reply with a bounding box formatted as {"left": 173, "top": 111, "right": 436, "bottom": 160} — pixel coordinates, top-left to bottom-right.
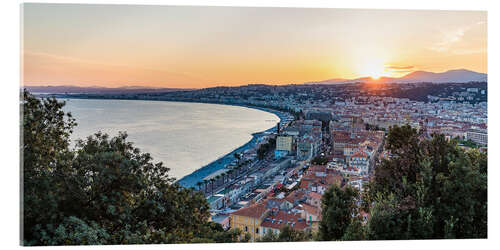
{"left": 62, "top": 99, "right": 280, "bottom": 179}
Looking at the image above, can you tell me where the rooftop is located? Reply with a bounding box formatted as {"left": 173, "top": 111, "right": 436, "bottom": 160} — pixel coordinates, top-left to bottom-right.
{"left": 231, "top": 203, "right": 269, "bottom": 219}
{"left": 261, "top": 210, "right": 309, "bottom": 231}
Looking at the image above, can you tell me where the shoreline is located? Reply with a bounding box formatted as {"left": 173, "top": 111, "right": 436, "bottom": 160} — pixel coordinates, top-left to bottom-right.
{"left": 148, "top": 101, "right": 293, "bottom": 188}
{"left": 175, "top": 105, "right": 292, "bottom": 188}
{"left": 47, "top": 94, "right": 293, "bottom": 188}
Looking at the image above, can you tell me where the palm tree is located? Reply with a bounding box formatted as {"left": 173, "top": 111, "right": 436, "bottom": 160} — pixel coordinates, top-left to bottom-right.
{"left": 210, "top": 178, "right": 215, "bottom": 195}
{"left": 196, "top": 181, "right": 202, "bottom": 191}
{"left": 234, "top": 152, "right": 241, "bottom": 166}
{"left": 215, "top": 175, "right": 221, "bottom": 188}
{"left": 221, "top": 172, "right": 227, "bottom": 185}
{"left": 234, "top": 152, "right": 241, "bottom": 161}
{"left": 203, "top": 179, "right": 209, "bottom": 194}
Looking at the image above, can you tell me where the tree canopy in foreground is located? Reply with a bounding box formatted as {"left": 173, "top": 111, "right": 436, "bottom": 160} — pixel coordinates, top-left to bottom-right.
{"left": 22, "top": 91, "right": 243, "bottom": 245}
{"left": 363, "top": 125, "right": 487, "bottom": 240}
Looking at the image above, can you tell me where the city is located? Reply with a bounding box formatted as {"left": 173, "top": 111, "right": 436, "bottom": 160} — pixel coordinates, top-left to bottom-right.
{"left": 52, "top": 81, "right": 487, "bottom": 241}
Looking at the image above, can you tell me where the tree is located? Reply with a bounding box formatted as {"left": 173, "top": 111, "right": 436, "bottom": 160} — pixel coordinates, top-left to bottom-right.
{"left": 257, "top": 230, "right": 278, "bottom": 242}
{"left": 203, "top": 179, "right": 209, "bottom": 193}
{"left": 215, "top": 175, "right": 221, "bottom": 187}
{"left": 234, "top": 152, "right": 241, "bottom": 162}
{"left": 365, "top": 125, "right": 487, "bottom": 240}
{"left": 257, "top": 226, "right": 310, "bottom": 242}
{"left": 22, "top": 91, "right": 244, "bottom": 245}
{"left": 341, "top": 217, "right": 366, "bottom": 241}
{"left": 318, "top": 185, "right": 359, "bottom": 241}
{"left": 311, "top": 155, "right": 328, "bottom": 165}
{"left": 210, "top": 178, "right": 215, "bottom": 195}
{"left": 22, "top": 91, "right": 77, "bottom": 244}
{"left": 276, "top": 226, "right": 309, "bottom": 242}
{"left": 221, "top": 172, "right": 227, "bottom": 185}
{"left": 257, "top": 138, "right": 276, "bottom": 160}
{"left": 240, "top": 232, "right": 252, "bottom": 242}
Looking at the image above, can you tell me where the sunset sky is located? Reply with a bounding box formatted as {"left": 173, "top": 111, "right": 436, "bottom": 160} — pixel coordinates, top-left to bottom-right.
{"left": 22, "top": 4, "right": 487, "bottom": 88}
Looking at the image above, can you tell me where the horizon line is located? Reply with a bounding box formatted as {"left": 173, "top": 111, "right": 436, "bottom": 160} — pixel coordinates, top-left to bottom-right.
{"left": 22, "top": 68, "right": 488, "bottom": 89}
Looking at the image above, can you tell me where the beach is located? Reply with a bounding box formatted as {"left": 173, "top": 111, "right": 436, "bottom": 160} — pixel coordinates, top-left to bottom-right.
{"left": 176, "top": 106, "right": 292, "bottom": 188}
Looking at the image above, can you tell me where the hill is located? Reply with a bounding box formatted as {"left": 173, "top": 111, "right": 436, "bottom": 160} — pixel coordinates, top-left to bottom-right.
{"left": 313, "top": 69, "right": 487, "bottom": 84}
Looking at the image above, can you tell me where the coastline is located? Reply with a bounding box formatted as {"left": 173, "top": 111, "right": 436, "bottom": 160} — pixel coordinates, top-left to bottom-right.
{"left": 47, "top": 94, "right": 293, "bottom": 189}
{"left": 176, "top": 106, "right": 289, "bottom": 188}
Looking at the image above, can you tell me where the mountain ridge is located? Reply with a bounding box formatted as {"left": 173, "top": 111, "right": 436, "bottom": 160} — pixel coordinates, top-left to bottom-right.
{"left": 23, "top": 69, "right": 487, "bottom": 93}
{"left": 312, "top": 69, "right": 487, "bottom": 84}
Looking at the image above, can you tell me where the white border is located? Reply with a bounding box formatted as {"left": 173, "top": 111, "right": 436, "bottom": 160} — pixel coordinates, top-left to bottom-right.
{"left": 1, "top": 1, "right": 498, "bottom": 250}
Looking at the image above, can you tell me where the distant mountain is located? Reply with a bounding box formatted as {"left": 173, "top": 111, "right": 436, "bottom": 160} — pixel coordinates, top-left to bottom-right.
{"left": 312, "top": 69, "right": 487, "bottom": 84}
{"left": 22, "top": 85, "right": 193, "bottom": 94}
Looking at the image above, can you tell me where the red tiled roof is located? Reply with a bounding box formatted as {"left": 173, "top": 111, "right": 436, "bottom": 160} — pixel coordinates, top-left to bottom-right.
{"left": 299, "top": 180, "right": 310, "bottom": 189}
{"left": 302, "top": 203, "right": 321, "bottom": 217}
{"left": 231, "top": 203, "right": 268, "bottom": 219}
{"left": 307, "top": 192, "right": 322, "bottom": 200}
{"left": 351, "top": 151, "right": 368, "bottom": 158}
{"left": 284, "top": 190, "right": 307, "bottom": 204}
{"left": 260, "top": 211, "right": 309, "bottom": 231}
{"left": 302, "top": 173, "right": 343, "bottom": 187}
{"left": 308, "top": 165, "right": 327, "bottom": 173}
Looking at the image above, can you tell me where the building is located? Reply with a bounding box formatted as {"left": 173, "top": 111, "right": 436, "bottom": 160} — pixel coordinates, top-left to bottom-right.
{"left": 211, "top": 214, "right": 231, "bottom": 230}
{"left": 230, "top": 203, "right": 269, "bottom": 241}
{"left": 275, "top": 135, "right": 293, "bottom": 159}
{"left": 259, "top": 210, "right": 309, "bottom": 236}
{"left": 296, "top": 137, "right": 320, "bottom": 160}
{"left": 466, "top": 129, "right": 488, "bottom": 145}
{"left": 207, "top": 194, "right": 226, "bottom": 210}
{"left": 301, "top": 203, "right": 321, "bottom": 229}
{"left": 347, "top": 151, "right": 369, "bottom": 175}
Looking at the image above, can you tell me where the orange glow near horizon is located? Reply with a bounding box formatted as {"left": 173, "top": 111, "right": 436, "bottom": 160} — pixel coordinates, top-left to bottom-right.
{"left": 22, "top": 4, "right": 487, "bottom": 88}
{"left": 357, "top": 60, "right": 389, "bottom": 80}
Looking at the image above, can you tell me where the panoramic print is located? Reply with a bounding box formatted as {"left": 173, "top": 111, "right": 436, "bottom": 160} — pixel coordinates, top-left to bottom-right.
{"left": 21, "top": 3, "right": 487, "bottom": 245}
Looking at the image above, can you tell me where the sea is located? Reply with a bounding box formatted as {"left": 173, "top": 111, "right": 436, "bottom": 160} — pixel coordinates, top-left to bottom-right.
{"left": 61, "top": 98, "right": 280, "bottom": 181}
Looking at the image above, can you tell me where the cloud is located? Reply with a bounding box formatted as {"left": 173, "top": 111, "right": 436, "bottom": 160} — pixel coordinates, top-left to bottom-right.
{"left": 429, "top": 21, "right": 486, "bottom": 53}
{"left": 385, "top": 65, "right": 414, "bottom": 70}
{"left": 384, "top": 65, "right": 415, "bottom": 73}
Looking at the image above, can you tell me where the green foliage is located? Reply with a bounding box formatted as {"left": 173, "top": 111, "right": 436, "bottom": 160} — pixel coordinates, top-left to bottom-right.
{"left": 257, "top": 226, "right": 311, "bottom": 242}
{"left": 31, "top": 216, "right": 110, "bottom": 245}
{"left": 192, "top": 222, "right": 243, "bottom": 243}
{"left": 311, "top": 155, "right": 328, "bottom": 165}
{"left": 22, "top": 91, "right": 243, "bottom": 245}
{"left": 257, "top": 137, "right": 276, "bottom": 160}
{"left": 234, "top": 152, "right": 241, "bottom": 161}
{"left": 240, "top": 232, "right": 252, "bottom": 242}
{"left": 276, "top": 226, "right": 309, "bottom": 242}
{"left": 454, "top": 138, "right": 480, "bottom": 149}
{"left": 341, "top": 217, "right": 366, "bottom": 241}
{"left": 257, "top": 230, "right": 278, "bottom": 242}
{"left": 365, "top": 123, "right": 385, "bottom": 131}
{"left": 366, "top": 125, "right": 487, "bottom": 240}
{"left": 22, "top": 91, "right": 77, "bottom": 244}
{"left": 318, "top": 185, "right": 359, "bottom": 241}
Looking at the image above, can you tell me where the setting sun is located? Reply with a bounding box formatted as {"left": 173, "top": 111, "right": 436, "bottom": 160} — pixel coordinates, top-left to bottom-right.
{"left": 357, "top": 59, "right": 388, "bottom": 79}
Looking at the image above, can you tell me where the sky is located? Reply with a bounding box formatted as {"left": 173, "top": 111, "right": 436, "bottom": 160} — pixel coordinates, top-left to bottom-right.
{"left": 22, "top": 4, "right": 487, "bottom": 88}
